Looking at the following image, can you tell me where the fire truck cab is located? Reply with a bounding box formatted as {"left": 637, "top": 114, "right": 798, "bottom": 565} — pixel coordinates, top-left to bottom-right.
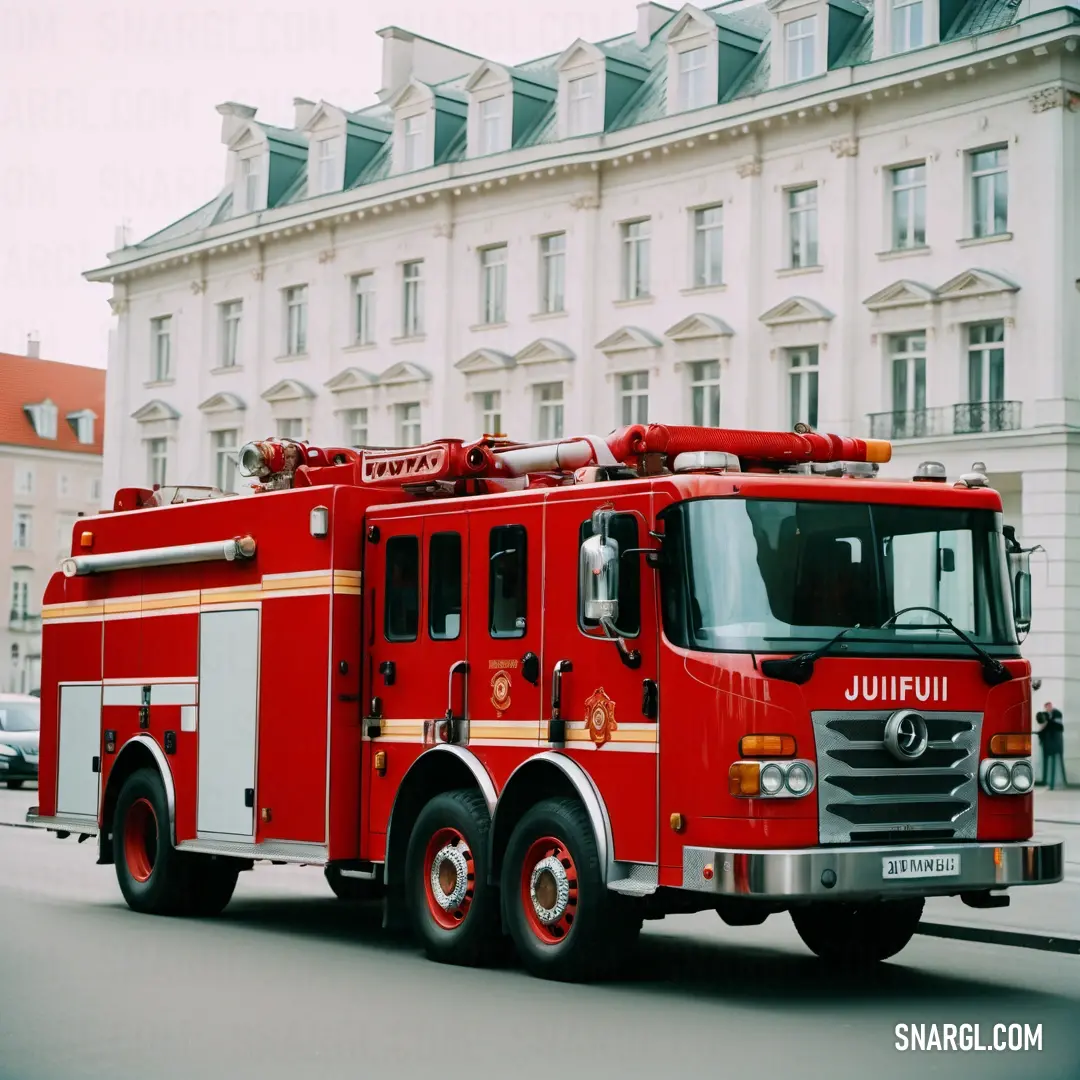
{"left": 27, "top": 424, "right": 1063, "bottom": 981}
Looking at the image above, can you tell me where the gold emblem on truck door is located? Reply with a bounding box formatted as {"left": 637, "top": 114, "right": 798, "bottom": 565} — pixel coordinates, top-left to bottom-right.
{"left": 584, "top": 687, "right": 617, "bottom": 747}
{"left": 491, "top": 671, "right": 512, "bottom": 716}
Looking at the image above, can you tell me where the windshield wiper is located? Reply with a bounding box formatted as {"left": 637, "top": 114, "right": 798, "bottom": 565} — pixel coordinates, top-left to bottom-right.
{"left": 760, "top": 625, "right": 862, "bottom": 685}
{"left": 881, "top": 606, "right": 1012, "bottom": 686}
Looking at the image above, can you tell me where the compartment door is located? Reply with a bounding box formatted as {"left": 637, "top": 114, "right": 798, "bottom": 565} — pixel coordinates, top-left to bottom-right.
{"left": 197, "top": 608, "right": 259, "bottom": 837}
{"left": 56, "top": 685, "right": 102, "bottom": 818}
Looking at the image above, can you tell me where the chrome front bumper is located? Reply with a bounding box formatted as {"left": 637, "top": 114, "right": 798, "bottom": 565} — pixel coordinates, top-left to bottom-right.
{"left": 682, "top": 837, "right": 1064, "bottom": 901}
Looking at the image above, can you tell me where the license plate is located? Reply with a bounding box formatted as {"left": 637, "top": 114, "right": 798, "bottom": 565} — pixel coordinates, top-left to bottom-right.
{"left": 882, "top": 854, "right": 960, "bottom": 879}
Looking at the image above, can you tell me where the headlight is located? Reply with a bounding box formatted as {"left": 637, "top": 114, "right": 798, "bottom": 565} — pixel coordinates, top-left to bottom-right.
{"left": 1010, "top": 760, "right": 1034, "bottom": 793}
{"left": 760, "top": 764, "right": 785, "bottom": 795}
{"left": 786, "top": 762, "right": 812, "bottom": 794}
{"left": 987, "top": 762, "right": 1012, "bottom": 793}
{"left": 0, "top": 744, "right": 17, "bottom": 757}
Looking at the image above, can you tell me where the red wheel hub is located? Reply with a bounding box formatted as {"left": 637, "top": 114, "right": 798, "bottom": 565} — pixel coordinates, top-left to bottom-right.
{"left": 123, "top": 797, "right": 158, "bottom": 884}
{"left": 520, "top": 836, "right": 578, "bottom": 944}
{"left": 423, "top": 827, "right": 475, "bottom": 930}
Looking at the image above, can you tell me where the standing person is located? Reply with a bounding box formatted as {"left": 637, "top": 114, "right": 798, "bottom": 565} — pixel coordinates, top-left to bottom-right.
{"left": 1035, "top": 702, "right": 1049, "bottom": 786}
{"left": 1037, "top": 702, "right": 1067, "bottom": 791}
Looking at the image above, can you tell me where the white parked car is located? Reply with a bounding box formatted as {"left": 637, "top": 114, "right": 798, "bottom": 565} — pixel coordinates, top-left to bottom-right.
{"left": 0, "top": 693, "right": 40, "bottom": 789}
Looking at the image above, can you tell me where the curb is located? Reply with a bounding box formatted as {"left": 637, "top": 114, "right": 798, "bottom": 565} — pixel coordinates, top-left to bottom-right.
{"left": 918, "top": 921, "right": 1080, "bottom": 955}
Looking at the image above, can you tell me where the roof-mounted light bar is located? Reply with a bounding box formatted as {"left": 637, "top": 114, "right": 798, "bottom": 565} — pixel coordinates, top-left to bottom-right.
{"left": 61, "top": 536, "right": 256, "bottom": 577}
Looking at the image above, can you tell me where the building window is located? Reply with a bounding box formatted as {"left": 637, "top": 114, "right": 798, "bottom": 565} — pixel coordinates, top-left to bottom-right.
{"left": 213, "top": 429, "right": 238, "bottom": 492}
{"left": 10, "top": 575, "right": 30, "bottom": 620}
{"left": 478, "top": 390, "right": 502, "bottom": 435}
{"left": 278, "top": 418, "right": 304, "bottom": 440}
{"left": 26, "top": 401, "right": 57, "bottom": 439}
{"left": 536, "top": 382, "right": 564, "bottom": 440}
{"left": 891, "top": 164, "right": 926, "bottom": 250}
{"left": 151, "top": 316, "right": 172, "bottom": 381}
{"left": 677, "top": 46, "right": 709, "bottom": 110}
{"left": 788, "top": 186, "right": 819, "bottom": 268}
{"left": 889, "top": 332, "right": 927, "bottom": 437}
{"left": 147, "top": 438, "right": 167, "bottom": 487}
{"left": 429, "top": 532, "right": 463, "bottom": 641}
{"left": 788, "top": 347, "right": 819, "bottom": 429}
{"left": 316, "top": 137, "right": 337, "bottom": 194}
{"left": 220, "top": 300, "right": 242, "bottom": 368}
{"left": 785, "top": 16, "right": 817, "bottom": 82}
{"left": 90, "top": 477, "right": 102, "bottom": 503}
{"left": 352, "top": 273, "right": 375, "bottom": 345}
{"left": 384, "top": 535, "right": 420, "bottom": 642}
{"left": 479, "top": 96, "right": 506, "bottom": 155}
{"left": 967, "top": 322, "right": 1005, "bottom": 403}
{"left": 618, "top": 371, "right": 649, "bottom": 425}
{"left": 621, "top": 219, "right": 651, "bottom": 300}
{"left": 403, "top": 114, "right": 425, "bottom": 171}
{"left": 971, "top": 146, "right": 1008, "bottom": 239}
{"left": 12, "top": 510, "right": 31, "bottom": 550}
{"left": 690, "top": 360, "right": 721, "bottom": 427}
{"left": 285, "top": 286, "right": 308, "bottom": 355}
{"left": 567, "top": 73, "right": 598, "bottom": 135}
{"left": 240, "top": 157, "right": 259, "bottom": 213}
{"left": 892, "top": 0, "right": 924, "bottom": 51}
{"left": 480, "top": 245, "right": 508, "bottom": 324}
{"left": 539, "top": 233, "right": 566, "bottom": 314}
{"left": 489, "top": 524, "right": 527, "bottom": 638}
{"left": 402, "top": 261, "right": 424, "bottom": 337}
{"left": 346, "top": 408, "right": 369, "bottom": 448}
{"left": 397, "top": 402, "right": 422, "bottom": 445}
{"left": 57, "top": 473, "right": 69, "bottom": 498}
{"left": 14, "top": 468, "right": 33, "bottom": 496}
{"left": 56, "top": 514, "right": 77, "bottom": 555}
{"left": 693, "top": 205, "right": 724, "bottom": 287}
{"left": 73, "top": 414, "right": 95, "bottom": 444}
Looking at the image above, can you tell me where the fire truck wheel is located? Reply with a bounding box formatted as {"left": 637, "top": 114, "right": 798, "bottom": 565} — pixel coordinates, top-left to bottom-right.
{"left": 184, "top": 857, "right": 241, "bottom": 917}
{"left": 790, "top": 898, "right": 925, "bottom": 965}
{"left": 405, "top": 788, "right": 501, "bottom": 967}
{"left": 502, "top": 797, "right": 640, "bottom": 983}
{"left": 6, "top": 780, "right": 25, "bottom": 789}
{"left": 112, "top": 767, "right": 191, "bottom": 916}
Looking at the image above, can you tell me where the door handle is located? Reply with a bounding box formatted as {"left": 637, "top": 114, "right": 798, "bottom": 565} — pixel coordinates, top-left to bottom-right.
{"left": 445, "top": 660, "right": 469, "bottom": 721}
{"left": 434, "top": 660, "right": 469, "bottom": 745}
{"left": 549, "top": 660, "right": 572, "bottom": 745}
{"left": 379, "top": 660, "right": 396, "bottom": 686}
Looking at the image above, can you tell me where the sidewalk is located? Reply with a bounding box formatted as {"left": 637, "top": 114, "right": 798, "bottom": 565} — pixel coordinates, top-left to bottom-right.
{"left": 1033, "top": 784, "right": 1080, "bottom": 826}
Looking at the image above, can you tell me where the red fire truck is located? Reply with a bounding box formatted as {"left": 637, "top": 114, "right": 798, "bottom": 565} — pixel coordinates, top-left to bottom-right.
{"left": 27, "top": 424, "right": 1062, "bottom": 981}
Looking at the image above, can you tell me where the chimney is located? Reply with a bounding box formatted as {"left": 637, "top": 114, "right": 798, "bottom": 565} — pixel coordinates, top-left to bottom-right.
{"left": 293, "top": 97, "right": 316, "bottom": 130}
{"left": 377, "top": 26, "right": 416, "bottom": 100}
{"left": 26, "top": 333, "right": 40, "bottom": 359}
{"left": 636, "top": 2, "right": 674, "bottom": 48}
{"left": 215, "top": 101, "right": 258, "bottom": 145}
{"left": 113, "top": 220, "right": 132, "bottom": 250}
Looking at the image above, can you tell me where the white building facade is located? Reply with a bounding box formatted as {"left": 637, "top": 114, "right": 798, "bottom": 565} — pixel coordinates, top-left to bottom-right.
{"left": 89, "top": 0, "right": 1080, "bottom": 768}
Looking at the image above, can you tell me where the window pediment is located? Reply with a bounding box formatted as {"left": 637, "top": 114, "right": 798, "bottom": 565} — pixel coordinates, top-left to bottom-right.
{"left": 386, "top": 78, "right": 436, "bottom": 112}
{"left": 664, "top": 313, "right": 735, "bottom": 340}
{"left": 936, "top": 268, "right": 1019, "bottom": 301}
{"left": 198, "top": 392, "right": 247, "bottom": 413}
{"left": 325, "top": 367, "right": 378, "bottom": 392}
{"left": 464, "top": 62, "right": 513, "bottom": 94}
{"left": 665, "top": 4, "right": 720, "bottom": 43}
{"left": 759, "top": 296, "right": 834, "bottom": 326}
{"left": 515, "top": 338, "right": 575, "bottom": 365}
{"left": 555, "top": 39, "right": 606, "bottom": 71}
{"left": 379, "top": 361, "right": 432, "bottom": 386}
{"left": 132, "top": 399, "right": 180, "bottom": 423}
{"left": 863, "top": 279, "right": 937, "bottom": 311}
{"left": 595, "top": 326, "right": 663, "bottom": 354}
{"left": 261, "top": 379, "right": 315, "bottom": 403}
{"left": 456, "top": 349, "right": 515, "bottom": 373}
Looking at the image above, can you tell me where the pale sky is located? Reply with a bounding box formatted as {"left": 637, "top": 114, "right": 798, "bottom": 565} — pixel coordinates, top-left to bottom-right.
{"left": 0, "top": 0, "right": 632, "bottom": 370}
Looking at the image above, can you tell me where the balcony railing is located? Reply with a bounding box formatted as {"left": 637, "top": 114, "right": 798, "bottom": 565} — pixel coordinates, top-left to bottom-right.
{"left": 8, "top": 611, "right": 42, "bottom": 632}
{"left": 867, "top": 401, "right": 1022, "bottom": 441}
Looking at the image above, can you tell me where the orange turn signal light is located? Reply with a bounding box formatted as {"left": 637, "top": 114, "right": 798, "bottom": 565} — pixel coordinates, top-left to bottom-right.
{"left": 729, "top": 762, "right": 760, "bottom": 797}
{"left": 740, "top": 734, "right": 796, "bottom": 758}
{"left": 79, "top": 530, "right": 94, "bottom": 549}
{"left": 989, "top": 733, "right": 1031, "bottom": 757}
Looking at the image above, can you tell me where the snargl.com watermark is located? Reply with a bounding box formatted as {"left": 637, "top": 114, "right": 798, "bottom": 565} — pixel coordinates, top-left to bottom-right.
{"left": 895, "top": 1023, "right": 1042, "bottom": 1053}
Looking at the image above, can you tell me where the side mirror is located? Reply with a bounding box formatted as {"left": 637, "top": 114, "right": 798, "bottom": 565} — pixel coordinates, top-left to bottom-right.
{"left": 580, "top": 533, "right": 620, "bottom": 623}
{"left": 1008, "top": 550, "right": 1032, "bottom": 639}
{"left": 939, "top": 547, "right": 956, "bottom": 574}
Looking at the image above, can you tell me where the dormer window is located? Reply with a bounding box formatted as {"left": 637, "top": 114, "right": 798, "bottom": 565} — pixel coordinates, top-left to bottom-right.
{"left": 67, "top": 410, "right": 96, "bottom": 445}
{"left": 677, "top": 47, "right": 709, "bottom": 109}
{"left": 314, "top": 137, "right": 341, "bottom": 195}
{"left": 478, "top": 97, "right": 507, "bottom": 155}
{"left": 891, "top": 0, "right": 923, "bottom": 50}
{"left": 567, "top": 74, "right": 598, "bottom": 136}
{"left": 240, "top": 157, "right": 259, "bottom": 213}
{"left": 24, "top": 400, "right": 58, "bottom": 439}
{"left": 785, "top": 16, "right": 817, "bottom": 81}
{"left": 403, "top": 114, "right": 426, "bottom": 171}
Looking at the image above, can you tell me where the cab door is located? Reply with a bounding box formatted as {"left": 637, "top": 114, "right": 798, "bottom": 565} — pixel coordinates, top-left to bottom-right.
{"left": 540, "top": 492, "right": 660, "bottom": 865}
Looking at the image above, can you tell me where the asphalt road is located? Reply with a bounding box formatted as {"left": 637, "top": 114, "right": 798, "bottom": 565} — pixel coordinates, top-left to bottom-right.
{"left": 2, "top": 789, "right": 1079, "bottom": 1080}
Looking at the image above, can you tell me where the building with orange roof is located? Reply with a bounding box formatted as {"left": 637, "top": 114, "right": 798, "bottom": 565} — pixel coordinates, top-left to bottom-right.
{"left": 1, "top": 340, "right": 105, "bottom": 694}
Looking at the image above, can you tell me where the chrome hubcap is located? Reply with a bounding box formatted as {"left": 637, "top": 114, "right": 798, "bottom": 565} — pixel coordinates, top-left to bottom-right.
{"left": 429, "top": 844, "right": 470, "bottom": 910}
{"left": 529, "top": 855, "right": 570, "bottom": 924}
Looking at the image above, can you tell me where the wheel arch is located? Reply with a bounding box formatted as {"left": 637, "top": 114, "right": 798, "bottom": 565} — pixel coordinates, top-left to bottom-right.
{"left": 488, "top": 752, "right": 614, "bottom": 887}
{"left": 383, "top": 745, "right": 496, "bottom": 920}
{"left": 98, "top": 734, "right": 177, "bottom": 865}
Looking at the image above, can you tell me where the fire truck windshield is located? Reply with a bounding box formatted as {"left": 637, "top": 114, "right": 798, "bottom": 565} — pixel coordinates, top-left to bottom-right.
{"left": 659, "top": 498, "right": 1017, "bottom": 654}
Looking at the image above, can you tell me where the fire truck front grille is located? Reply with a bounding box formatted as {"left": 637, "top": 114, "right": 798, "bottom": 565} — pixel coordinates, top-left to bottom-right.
{"left": 811, "top": 710, "right": 982, "bottom": 845}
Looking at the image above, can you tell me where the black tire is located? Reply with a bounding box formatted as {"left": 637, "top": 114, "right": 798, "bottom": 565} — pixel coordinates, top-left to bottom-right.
{"left": 404, "top": 788, "right": 501, "bottom": 967}
{"left": 6, "top": 780, "right": 25, "bottom": 790}
{"left": 502, "top": 797, "right": 641, "bottom": 983}
{"left": 185, "top": 857, "right": 241, "bottom": 917}
{"left": 112, "top": 767, "right": 191, "bottom": 916}
{"left": 325, "top": 865, "right": 382, "bottom": 902}
{"left": 791, "top": 898, "right": 925, "bottom": 965}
